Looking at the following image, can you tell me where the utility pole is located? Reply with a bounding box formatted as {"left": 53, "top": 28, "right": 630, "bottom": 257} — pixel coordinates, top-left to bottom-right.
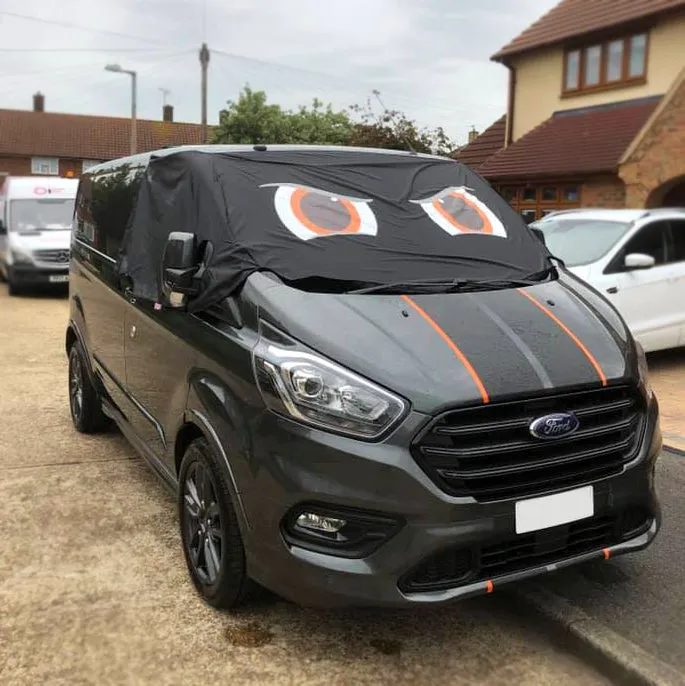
{"left": 199, "top": 42, "right": 210, "bottom": 143}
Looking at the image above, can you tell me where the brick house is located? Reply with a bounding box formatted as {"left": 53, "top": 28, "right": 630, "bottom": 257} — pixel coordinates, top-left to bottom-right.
{"left": 456, "top": 0, "right": 685, "bottom": 221}
{"left": 0, "top": 93, "right": 207, "bottom": 181}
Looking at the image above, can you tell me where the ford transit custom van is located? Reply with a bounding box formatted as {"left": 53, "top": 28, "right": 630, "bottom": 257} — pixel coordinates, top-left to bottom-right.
{"left": 66, "top": 146, "right": 661, "bottom": 609}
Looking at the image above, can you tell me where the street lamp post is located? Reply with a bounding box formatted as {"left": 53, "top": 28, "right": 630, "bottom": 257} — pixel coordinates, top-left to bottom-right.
{"left": 105, "top": 64, "right": 137, "bottom": 155}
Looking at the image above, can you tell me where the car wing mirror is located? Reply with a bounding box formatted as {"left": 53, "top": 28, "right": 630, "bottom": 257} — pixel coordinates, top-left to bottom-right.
{"left": 624, "top": 253, "right": 655, "bottom": 270}
{"left": 162, "top": 231, "right": 203, "bottom": 301}
{"left": 0, "top": 218, "right": 6, "bottom": 235}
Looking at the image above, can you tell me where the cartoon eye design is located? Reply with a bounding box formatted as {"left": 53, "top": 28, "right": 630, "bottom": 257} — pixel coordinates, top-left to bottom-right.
{"left": 410, "top": 186, "right": 507, "bottom": 238}
{"left": 260, "top": 183, "right": 377, "bottom": 241}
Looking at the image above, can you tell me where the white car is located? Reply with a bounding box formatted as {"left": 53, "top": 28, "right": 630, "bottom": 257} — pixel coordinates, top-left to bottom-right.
{"left": 532, "top": 208, "right": 685, "bottom": 353}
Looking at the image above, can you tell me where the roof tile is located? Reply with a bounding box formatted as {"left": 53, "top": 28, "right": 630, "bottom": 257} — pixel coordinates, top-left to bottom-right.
{"left": 453, "top": 115, "right": 506, "bottom": 170}
{"left": 478, "top": 97, "right": 660, "bottom": 179}
{"left": 0, "top": 109, "right": 208, "bottom": 160}
{"left": 493, "top": 0, "right": 685, "bottom": 60}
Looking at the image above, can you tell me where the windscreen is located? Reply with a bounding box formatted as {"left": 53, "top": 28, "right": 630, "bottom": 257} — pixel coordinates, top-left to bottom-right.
{"left": 9, "top": 198, "right": 74, "bottom": 231}
{"left": 535, "top": 218, "right": 631, "bottom": 267}
{"left": 120, "top": 149, "right": 552, "bottom": 312}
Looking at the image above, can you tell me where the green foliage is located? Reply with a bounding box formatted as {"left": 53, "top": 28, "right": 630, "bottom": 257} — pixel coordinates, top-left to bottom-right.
{"left": 212, "top": 86, "right": 354, "bottom": 146}
{"left": 212, "top": 85, "right": 457, "bottom": 157}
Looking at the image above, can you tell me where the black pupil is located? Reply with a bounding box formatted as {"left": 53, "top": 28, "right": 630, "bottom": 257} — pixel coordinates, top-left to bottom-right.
{"left": 441, "top": 195, "right": 484, "bottom": 232}
{"left": 300, "top": 193, "right": 352, "bottom": 231}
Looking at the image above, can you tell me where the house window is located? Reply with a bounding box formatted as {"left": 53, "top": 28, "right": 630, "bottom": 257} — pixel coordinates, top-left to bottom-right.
{"left": 82, "top": 160, "right": 101, "bottom": 173}
{"left": 31, "top": 157, "right": 59, "bottom": 175}
{"left": 497, "top": 183, "right": 581, "bottom": 222}
{"left": 629, "top": 34, "right": 647, "bottom": 78}
{"left": 563, "top": 32, "right": 648, "bottom": 95}
{"left": 565, "top": 50, "right": 580, "bottom": 90}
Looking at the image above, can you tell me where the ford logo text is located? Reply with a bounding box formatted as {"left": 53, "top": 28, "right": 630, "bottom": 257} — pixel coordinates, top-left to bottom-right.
{"left": 529, "top": 412, "right": 580, "bottom": 440}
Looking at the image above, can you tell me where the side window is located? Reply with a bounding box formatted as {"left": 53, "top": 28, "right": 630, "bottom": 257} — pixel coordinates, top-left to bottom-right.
{"left": 623, "top": 221, "right": 668, "bottom": 265}
{"left": 75, "top": 176, "right": 96, "bottom": 245}
{"left": 606, "top": 221, "right": 669, "bottom": 273}
{"left": 667, "top": 220, "right": 685, "bottom": 263}
{"left": 89, "top": 162, "right": 145, "bottom": 260}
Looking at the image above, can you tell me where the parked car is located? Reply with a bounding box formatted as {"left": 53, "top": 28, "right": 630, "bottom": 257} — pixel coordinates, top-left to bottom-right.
{"left": 66, "top": 146, "right": 661, "bottom": 610}
{"left": 532, "top": 208, "right": 685, "bottom": 353}
{"left": 0, "top": 176, "right": 78, "bottom": 295}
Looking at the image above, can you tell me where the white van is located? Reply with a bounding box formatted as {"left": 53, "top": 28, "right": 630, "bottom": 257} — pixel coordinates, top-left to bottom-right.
{"left": 0, "top": 176, "right": 78, "bottom": 295}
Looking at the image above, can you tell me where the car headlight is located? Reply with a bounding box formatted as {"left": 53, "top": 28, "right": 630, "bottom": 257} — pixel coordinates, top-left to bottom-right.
{"left": 253, "top": 321, "right": 407, "bottom": 439}
{"left": 635, "top": 341, "right": 653, "bottom": 400}
{"left": 11, "top": 248, "right": 33, "bottom": 265}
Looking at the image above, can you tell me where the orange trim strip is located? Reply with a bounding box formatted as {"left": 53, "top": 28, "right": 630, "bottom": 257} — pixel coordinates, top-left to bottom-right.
{"left": 401, "top": 295, "right": 490, "bottom": 404}
{"left": 517, "top": 289, "right": 607, "bottom": 387}
{"left": 486, "top": 579, "right": 494, "bottom": 593}
{"left": 603, "top": 548, "right": 611, "bottom": 560}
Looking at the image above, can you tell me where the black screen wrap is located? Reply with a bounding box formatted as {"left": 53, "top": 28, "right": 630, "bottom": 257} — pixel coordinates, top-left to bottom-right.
{"left": 119, "top": 149, "right": 551, "bottom": 312}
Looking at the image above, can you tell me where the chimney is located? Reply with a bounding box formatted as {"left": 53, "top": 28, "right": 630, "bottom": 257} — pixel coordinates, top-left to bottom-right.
{"left": 467, "top": 126, "right": 479, "bottom": 143}
{"left": 33, "top": 92, "right": 45, "bottom": 112}
{"left": 163, "top": 104, "right": 174, "bottom": 122}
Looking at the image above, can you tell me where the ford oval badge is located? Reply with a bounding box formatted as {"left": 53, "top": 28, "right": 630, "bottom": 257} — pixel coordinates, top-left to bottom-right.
{"left": 529, "top": 412, "right": 579, "bottom": 440}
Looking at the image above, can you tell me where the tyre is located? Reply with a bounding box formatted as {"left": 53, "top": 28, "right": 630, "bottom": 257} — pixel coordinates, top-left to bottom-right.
{"left": 179, "top": 438, "right": 253, "bottom": 609}
{"left": 68, "top": 340, "right": 108, "bottom": 433}
{"left": 7, "top": 270, "right": 22, "bottom": 296}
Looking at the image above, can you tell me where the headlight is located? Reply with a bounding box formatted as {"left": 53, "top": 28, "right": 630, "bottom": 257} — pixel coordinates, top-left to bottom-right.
{"left": 253, "top": 321, "right": 407, "bottom": 439}
{"left": 11, "top": 248, "right": 33, "bottom": 265}
{"left": 635, "top": 341, "right": 653, "bottom": 400}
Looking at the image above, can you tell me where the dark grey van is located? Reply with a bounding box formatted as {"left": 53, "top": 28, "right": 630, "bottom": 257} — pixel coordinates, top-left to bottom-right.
{"left": 66, "top": 145, "right": 661, "bottom": 609}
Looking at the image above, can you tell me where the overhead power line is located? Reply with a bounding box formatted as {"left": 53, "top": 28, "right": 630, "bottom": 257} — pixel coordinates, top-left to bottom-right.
{"left": 0, "top": 10, "right": 162, "bottom": 44}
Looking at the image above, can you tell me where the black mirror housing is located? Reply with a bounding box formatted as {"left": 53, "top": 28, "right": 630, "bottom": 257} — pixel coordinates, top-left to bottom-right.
{"left": 0, "top": 218, "right": 6, "bottom": 235}
{"left": 162, "top": 231, "right": 201, "bottom": 295}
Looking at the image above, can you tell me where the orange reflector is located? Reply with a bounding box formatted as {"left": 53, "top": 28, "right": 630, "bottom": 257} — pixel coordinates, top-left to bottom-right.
{"left": 603, "top": 548, "right": 611, "bottom": 560}
{"left": 486, "top": 579, "right": 494, "bottom": 594}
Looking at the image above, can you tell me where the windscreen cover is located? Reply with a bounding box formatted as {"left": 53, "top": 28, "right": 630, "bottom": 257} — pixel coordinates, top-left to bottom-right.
{"left": 119, "top": 148, "right": 551, "bottom": 312}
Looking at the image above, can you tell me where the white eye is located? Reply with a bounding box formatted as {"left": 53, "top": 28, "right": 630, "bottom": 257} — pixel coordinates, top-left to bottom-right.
{"left": 411, "top": 186, "right": 507, "bottom": 238}
{"left": 261, "top": 183, "right": 377, "bottom": 241}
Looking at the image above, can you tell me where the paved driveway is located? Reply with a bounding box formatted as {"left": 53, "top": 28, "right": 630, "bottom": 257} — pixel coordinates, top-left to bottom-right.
{"left": 0, "top": 286, "right": 611, "bottom": 685}
{"left": 648, "top": 348, "right": 685, "bottom": 452}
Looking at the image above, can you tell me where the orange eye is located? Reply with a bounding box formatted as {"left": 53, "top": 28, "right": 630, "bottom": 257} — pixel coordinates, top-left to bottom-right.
{"left": 412, "top": 187, "right": 507, "bottom": 238}
{"left": 261, "top": 183, "right": 377, "bottom": 241}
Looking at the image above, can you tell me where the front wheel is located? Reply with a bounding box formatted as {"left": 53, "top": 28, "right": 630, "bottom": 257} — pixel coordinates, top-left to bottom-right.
{"left": 179, "top": 438, "right": 253, "bottom": 609}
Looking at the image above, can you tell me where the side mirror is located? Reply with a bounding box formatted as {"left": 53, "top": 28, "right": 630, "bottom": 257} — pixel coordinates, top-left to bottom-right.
{"left": 162, "top": 231, "right": 201, "bottom": 296}
{"left": 530, "top": 227, "right": 546, "bottom": 246}
{"left": 624, "top": 253, "right": 655, "bottom": 270}
{"left": 0, "top": 218, "right": 6, "bottom": 235}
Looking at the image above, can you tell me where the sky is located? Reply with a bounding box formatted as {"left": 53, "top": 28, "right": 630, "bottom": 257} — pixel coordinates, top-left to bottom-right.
{"left": 0, "top": 0, "right": 559, "bottom": 146}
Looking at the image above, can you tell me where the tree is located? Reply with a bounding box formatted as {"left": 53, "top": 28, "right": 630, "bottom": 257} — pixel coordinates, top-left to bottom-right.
{"left": 348, "top": 96, "right": 457, "bottom": 157}
{"left": 212, "top": 86, "right": 457, "bottom": 157}
{"left": 212, "top": 86, "right": 354, "bottom": 146}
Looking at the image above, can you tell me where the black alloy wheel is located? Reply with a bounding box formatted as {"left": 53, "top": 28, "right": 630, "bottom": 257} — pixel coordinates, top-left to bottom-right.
{"left": 67, "top": 340, "right": 108, "bottom": 433}
{"left": 178, "top": 438, "right": 253, "bottom": 609}
{"left": 183, "top": 460, "right": 224, "bottom": 584}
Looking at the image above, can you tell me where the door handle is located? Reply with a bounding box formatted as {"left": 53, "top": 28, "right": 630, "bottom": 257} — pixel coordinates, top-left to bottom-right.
{"left": 606, "top": 286, "right": 618, "bottom": 294}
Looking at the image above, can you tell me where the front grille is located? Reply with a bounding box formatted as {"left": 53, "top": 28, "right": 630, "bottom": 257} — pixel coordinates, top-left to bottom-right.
{"left": 400, "top": 508, "right": 651, "bottom": 593}
{"left": 34, "top": 249, "right": 70, "bottom": 264}
{"left": 413, "top": 385, "right": 645, "bottom": 502}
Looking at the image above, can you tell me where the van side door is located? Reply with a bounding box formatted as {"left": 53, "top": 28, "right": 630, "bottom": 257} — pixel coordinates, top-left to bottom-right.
{"left": 602, "top": 220, "right": 678, "bottom": 351}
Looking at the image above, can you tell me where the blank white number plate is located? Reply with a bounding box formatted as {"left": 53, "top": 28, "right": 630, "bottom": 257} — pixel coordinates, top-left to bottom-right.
{"left": 515, "top": 485, "right": 594, "bottom": 534}
{"left": 49, "top": 275, "right": 69, "bottom": 283}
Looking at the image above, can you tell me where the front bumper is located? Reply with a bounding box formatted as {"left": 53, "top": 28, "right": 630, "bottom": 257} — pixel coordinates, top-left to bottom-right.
{"left": 9, "top": 263, "right": 69, "bottom": 285}
{"left": 237, "top": 396, "right": 661, "bottom": 608}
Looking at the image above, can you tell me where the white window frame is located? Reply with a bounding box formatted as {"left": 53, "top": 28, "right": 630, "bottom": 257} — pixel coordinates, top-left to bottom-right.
{"left": 82, "top": 160, "right": 101, "bottom": 172}
{"left": 31, "top": 157, "right": 59, "bottom": 175}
